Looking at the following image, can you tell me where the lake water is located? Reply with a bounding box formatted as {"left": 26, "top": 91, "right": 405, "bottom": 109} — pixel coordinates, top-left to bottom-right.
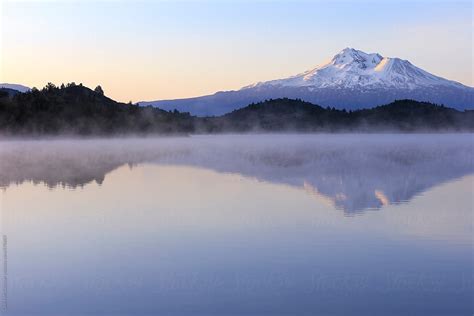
{"left": 0, "top": 134, "right": 472, "bottom": 315}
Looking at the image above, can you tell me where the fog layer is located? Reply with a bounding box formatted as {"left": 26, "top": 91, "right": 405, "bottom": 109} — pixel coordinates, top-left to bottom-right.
{"left": 0, "top": 134, "right": 472, "bottom": 213}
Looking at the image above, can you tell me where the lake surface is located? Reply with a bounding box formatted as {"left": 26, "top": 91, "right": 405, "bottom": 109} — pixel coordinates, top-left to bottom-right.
{"left": 0, "top": 134, "right": 472, "bottom": 315}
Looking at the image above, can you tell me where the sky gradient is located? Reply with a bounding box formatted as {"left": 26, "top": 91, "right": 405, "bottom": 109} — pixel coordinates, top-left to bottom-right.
{"left": 1, "top": 0, "right": 472, "bottom": 102}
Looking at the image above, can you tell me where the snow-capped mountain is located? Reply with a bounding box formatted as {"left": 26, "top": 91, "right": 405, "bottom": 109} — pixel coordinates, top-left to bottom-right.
{"left": 141, "top": 48, "right": 473, "bottom": 116}
{"left": 245, "top": 48, "right": 464, "bottom": 90}
{"left": 0, "top": 83, "right": 31, "bottom": 93}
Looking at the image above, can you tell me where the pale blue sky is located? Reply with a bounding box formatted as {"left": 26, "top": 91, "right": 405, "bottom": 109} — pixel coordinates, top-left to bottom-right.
{"left": 1, "top": 0, "right": 472, "bottom": 102}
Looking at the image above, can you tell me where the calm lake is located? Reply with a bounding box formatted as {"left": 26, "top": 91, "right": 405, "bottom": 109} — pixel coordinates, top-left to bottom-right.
{"left": 0, "top": 134, "right": 472, "bottom": 315}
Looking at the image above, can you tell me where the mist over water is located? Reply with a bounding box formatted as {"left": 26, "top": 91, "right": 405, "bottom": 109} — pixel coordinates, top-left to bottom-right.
{"left": 0, "top": 134, "right": 472, "bottom": 213}
{"left": 0, "top": 134, "right": 472, "bottom": 315}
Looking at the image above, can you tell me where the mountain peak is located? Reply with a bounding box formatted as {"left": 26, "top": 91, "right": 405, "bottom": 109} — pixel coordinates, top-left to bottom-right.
{"left": 245, "top": 48, "right": 464, "bottom": 91}
{"left": 338, "top": 47, "right": 358, "bottom": 55}
{"left": 329, "top": 48, "right": 383, "bottom": 70}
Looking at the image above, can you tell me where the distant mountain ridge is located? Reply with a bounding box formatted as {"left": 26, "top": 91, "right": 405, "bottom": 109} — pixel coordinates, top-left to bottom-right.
{"left": 141, "top": 48, "right": 473, "bottom": 116}
{"left": 0, "top": 83, "right": 30, "bottom": 93}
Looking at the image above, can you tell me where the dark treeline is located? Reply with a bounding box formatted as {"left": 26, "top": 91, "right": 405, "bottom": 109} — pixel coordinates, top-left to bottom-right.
{"left": 0, "top": 83, "right": 472, "bottom": 135}
{"left": 206, "top": 98, "right": 474, "bottom": 132}
{"left": 0, "top": 83, "right": 194, "bottom": 135}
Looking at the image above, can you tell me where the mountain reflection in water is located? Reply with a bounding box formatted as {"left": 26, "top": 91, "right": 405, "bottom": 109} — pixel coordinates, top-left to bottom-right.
{"left": 0, "top": 134, "right": 472, "bottom": 214}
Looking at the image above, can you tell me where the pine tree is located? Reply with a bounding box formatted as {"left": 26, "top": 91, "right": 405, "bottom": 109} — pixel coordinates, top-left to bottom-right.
{"left": 94, "top": 85, "right": 104, "bottom": 95}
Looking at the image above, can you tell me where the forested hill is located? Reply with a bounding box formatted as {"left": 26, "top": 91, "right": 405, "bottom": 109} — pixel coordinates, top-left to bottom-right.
{"left": 0, "top": 83, "right": 472, "bottom": 135}
{"left": 0, "top": 83, "right": 194, "bottom": 135}
{"left": 204, "top": 98, "right": 474, "bottom": 132}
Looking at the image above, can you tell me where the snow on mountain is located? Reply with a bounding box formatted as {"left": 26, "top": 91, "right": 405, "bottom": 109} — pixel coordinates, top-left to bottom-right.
{"left": 141, "top": 48, "right": 474, "bottom": 116}
{"left": 0, "top": 83, "right": 31, "bottom": 93}
{"left": 245, "top": 48, "right": 463, "bottom": 90}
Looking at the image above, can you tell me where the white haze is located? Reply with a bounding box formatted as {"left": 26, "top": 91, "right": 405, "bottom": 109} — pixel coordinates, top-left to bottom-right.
{"left": 0, "top": 134, "right": 472, "bottom": 214}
